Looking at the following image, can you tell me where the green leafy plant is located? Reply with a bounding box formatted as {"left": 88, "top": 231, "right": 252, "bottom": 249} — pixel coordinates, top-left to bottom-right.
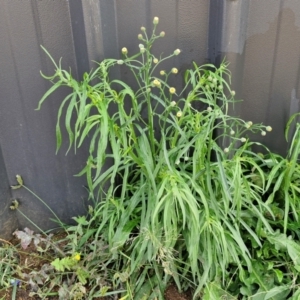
{"left": 0, "top": 241, "right": 18, "bottom": 289}
{"left": 35, "top": 16, "right": 300, "bottom": 299}
{"left": 38, "top": 18, "right": 278, "bottom": 297}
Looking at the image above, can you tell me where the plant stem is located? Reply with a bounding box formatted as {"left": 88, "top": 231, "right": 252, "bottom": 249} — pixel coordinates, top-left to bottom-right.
{"left": 22, "top": 185, "right": 64, "bottom": 228}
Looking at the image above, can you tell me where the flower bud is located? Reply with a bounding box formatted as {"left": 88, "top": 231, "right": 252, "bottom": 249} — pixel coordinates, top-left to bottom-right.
{"left": 138, "top": 34, "right": 143, "bottom": 40}
{"left": 230, "top": 130, "right": 235, "bottom": 135}
{"left": 208, "top": 76, "right": 213, "bottom": 82}
{"left": 240, "top": 137, "right": 246, "bottom": 143}
{"left": 218, "top": 85, "right": 223, "bottom": 90}
{"left": 140, "top": 48, "right": 146, "bottom": 53}
{"left": 176, "top": 111, "right": 182, "bottom": 118}
{"left": 174, "top": 49, "right": 181, "bottom": 55}
{"left": 231, "top": 90, "right": 236, "bottom": 96}
{"left": 171, "top": 68, "right": 178, "bottom": 74}
{"left": 224, "top": 148, "right": 229, "bottom": 153}
{"left": 139, "top": 44, "right": 144, "bottom": 49}
{"left": 152, "top": 79, "right": 161, "bottom": 88}
{"left": 207, "top": 107, "right": 212, "bottom": 112}
{"left": 141, "top": 26, "right": 146, "bottom": 32}
{"left": 160, "top": 70, "right": 166, "bottom": 76}
{"left": 266, "top": 126, "right": 272, "bottom": 132}
{"left": 261, "top": 131, "right": 266, "bottom": 136}
{"left": 117, "top": 60, "right": 124, "bottom": 65}
{"left": 153, "top": 58, "right": 158, "bottom": 64}
{"left": 212, "top": 78, "right": 217, "bottom": 84}
{"left": 160, "top": 31, "right": 165, "bottom": 37}
{"left": 169, "top": 87, "right": 176, "bottom": 94}
{"left": 153, "top": 17, "right": 159, "bottom": 25}
{"left": 170, "top": 101, "right": 176, "bottom": 107}
{"left": 121, "top": 47, "right": 128, "bottom": 55}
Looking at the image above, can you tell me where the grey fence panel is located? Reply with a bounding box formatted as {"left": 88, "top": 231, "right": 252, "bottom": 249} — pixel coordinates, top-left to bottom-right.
{"left": 0, "top": 0, "right": 89, "bottom": 237}
{"left": 0, "top": 146, "right": 18, "bottom": 240}
{"left": 0, "top": 0, "right": 210, "bottom": 238}
{"left": 216, "top": 0, "right": 300, "bottom": 155}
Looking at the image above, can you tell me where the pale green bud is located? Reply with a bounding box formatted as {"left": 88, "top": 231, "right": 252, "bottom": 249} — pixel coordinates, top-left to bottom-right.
{"left": 169, "top": 87, "right": 176, "bottom": 94}
{"left": 153, "top": 17, "right": 159, "bottom": 25}
{"left": 171, "top": 68, "right": 178, "bottom": 74}
{"left": 176, "top": 111, "right": 182, "bottom": 118}
{"left": 174, "top": 49, "right": 181, "bottom": 55}
{"left": 266, "top": 126, "right": 272, "bottom": 132}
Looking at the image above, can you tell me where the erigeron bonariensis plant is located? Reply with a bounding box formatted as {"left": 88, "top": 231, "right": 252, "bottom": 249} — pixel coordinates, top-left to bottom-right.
{"left": 38, "top": 16, "right": 276, "bottom": 299}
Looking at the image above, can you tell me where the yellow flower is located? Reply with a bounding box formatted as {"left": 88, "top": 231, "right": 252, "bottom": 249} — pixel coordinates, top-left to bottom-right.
{"left": 73, "top": 253, "right": 81, "bottom": 261}
{"left": 160, "top": 70, "right": 166, "bottom": 76}
{"left": 176, "top": 111, "right": 182, "bottom": 118}
{"left": 169, "top": 87, "right": 176, "bottom": 94}
{"left": 121, "top": 47, "right": 128, "bottom": 55}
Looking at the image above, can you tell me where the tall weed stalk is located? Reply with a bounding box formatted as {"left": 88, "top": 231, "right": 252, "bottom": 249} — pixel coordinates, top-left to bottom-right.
{"left": 37, "top": 17, "right": 289, "bottom": 298}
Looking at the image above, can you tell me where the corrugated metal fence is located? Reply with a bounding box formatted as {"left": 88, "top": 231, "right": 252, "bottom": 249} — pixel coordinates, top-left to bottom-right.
{"left": 1, "top": 0, "right": 300, "bottom": 239}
